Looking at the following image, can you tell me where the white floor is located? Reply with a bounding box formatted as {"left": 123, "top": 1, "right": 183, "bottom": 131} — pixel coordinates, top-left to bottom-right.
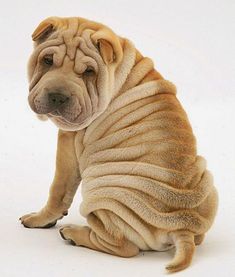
{"left": 0, "top": 1, "right": 234, "bottom": 276}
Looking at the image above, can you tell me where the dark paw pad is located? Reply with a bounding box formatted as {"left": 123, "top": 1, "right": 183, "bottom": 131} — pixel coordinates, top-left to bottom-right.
{"left": 70, "top": 239, "right": 76, "bottom": 246}
{"left": 22, "top": 223, "right": 31, "bottom": 228}
{"left": 41, "top": 220, "right": 57, "bottom": 229}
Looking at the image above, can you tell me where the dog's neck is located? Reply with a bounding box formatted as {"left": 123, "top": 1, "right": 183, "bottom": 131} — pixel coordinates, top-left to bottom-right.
{"left": 112, "top": 38, "right": 163, "bottom": 99}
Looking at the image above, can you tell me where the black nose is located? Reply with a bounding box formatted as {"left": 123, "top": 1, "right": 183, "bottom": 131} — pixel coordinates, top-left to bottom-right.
{"left": 48, "top": 93, "right": 69, "bottom": 109}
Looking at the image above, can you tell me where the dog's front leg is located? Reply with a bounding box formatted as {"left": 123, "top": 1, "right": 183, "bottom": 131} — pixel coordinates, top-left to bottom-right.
{"left": 20, "top": 130, "right": 81, "bottom": 228}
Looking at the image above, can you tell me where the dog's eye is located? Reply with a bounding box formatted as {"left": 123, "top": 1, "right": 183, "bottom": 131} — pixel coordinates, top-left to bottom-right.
{"left": 83, "top": 67, "right": 95, "bottom": 76}
{"left": 43, "top": 55, "right": 53, "bottom": 66}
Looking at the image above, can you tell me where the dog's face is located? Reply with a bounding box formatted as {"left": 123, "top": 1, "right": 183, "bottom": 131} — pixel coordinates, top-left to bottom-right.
{"left": 27, "top": 17, "right": 123, "bottom": 131}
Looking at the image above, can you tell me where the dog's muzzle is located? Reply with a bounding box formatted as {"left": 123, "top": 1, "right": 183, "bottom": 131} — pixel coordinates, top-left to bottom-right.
{"left": 31, "top": 90, "right": 70, "bottom": 114}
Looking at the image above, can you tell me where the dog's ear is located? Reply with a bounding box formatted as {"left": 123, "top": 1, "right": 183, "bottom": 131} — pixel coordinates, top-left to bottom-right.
{"left": 92, "top": 30, "right": 123, "bottom": 65}
{"left": 97, "top": 39, "right": 114, "bottom": 64}
{"left": 31, "top": 19, "right": 55, "bottom": 41}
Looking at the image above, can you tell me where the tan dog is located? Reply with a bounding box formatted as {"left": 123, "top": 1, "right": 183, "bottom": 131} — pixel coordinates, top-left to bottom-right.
{"left": 20, "top": 16, "right": 218, "bottom": 273}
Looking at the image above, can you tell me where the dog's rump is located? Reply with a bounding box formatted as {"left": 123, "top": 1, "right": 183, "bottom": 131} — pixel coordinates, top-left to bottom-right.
{"left": 80, "top": 161, "right": 217, "bottom": 249}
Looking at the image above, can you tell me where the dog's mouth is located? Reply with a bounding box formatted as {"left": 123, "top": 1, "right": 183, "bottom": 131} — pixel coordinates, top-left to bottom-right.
{"left": 49, "top": 106, "right": 82, "bottom": 122}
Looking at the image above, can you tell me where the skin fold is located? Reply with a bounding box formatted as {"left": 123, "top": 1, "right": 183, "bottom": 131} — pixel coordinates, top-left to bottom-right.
{"left": 20, "top": 16, "right": 218, "bottom": 273}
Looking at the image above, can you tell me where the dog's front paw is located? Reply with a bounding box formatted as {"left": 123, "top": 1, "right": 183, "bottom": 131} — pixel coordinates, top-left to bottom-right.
{"left": 19, "top": 209, "right": 65, "bottom": 228}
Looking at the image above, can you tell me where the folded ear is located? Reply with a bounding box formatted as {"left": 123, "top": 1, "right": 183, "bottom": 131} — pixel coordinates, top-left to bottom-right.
{"left": 92, "top": 30, "right": 123, "bottom": 65}
{"left": 31, "top": 19, "right": 55, "bottom": 41}
{"left": 97, "top": 39, "right": 114, "bottom": 64}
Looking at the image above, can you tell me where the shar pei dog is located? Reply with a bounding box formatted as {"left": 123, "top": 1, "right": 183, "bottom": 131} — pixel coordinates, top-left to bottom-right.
{"left": 20, "top": 16, "right": 218, "bottom": 272}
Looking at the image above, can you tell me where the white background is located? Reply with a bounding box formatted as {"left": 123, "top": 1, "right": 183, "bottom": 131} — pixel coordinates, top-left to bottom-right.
{"left": 0, "top": 0, "right": 234, "bottom": 276}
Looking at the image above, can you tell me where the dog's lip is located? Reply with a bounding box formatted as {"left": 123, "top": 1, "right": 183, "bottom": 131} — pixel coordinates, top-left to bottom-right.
{"left": 49, "top": 108, "right": 81, "bottom": 122}
{"left": 49, "top": 109, "right": 85, "bottom": 126}
{"left": 49, "top": 110, "right": 62, "bottom": 117}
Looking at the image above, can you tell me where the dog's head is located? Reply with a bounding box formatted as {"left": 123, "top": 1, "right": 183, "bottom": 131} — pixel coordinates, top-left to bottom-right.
{"left": 27, "top": 17, "right": 124, "bottom": 131}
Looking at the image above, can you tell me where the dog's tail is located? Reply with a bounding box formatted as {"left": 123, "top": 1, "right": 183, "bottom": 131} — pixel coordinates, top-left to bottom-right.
{"left": 165, "top": 230, "right": 195, "bottom": 273}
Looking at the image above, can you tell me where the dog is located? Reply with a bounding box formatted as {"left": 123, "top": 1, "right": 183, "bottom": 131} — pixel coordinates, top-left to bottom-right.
{"left": 20, "top": 16, "right": 218, "bottom": 273}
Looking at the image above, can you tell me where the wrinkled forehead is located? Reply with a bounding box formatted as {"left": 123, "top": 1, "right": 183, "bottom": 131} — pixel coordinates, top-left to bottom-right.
{"left": 32, "top": 20, "right": 103, "bottom": 70}
{"left": 54, "top": 23, "right": 98, "bottom": 60}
